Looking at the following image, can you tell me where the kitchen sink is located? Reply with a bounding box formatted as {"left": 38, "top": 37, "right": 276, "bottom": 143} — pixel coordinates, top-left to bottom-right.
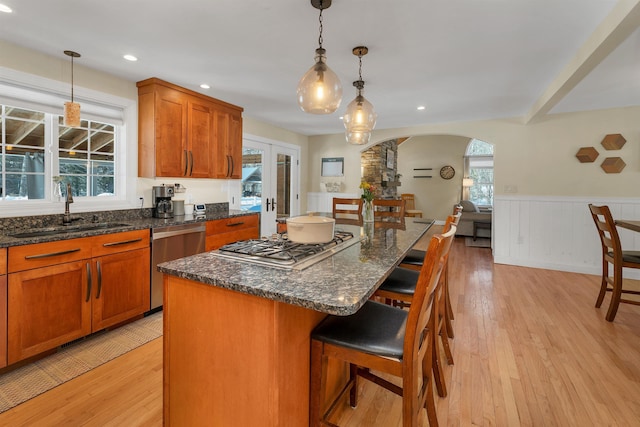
{"left": 9, "top": 223, "right": 131, "bottom": 238}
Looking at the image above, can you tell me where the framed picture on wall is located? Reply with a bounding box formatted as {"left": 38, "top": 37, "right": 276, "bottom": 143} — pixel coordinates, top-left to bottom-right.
{"left": 386, "top": 149, "right": 395, "bottom": 169}
{"left": 321, "top": 157, "right": 344, "bottom": 177}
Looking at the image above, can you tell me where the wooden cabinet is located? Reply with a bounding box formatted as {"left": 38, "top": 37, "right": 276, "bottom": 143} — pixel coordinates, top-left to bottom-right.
{"left": 89, "top": 230, "right": 151, "bottom": 332}
{"left": 0, "top": 248, "right": 7, "bottom": 369}
{"left": 206, "top": 214, "right": 259, "bottom": 251}
{"left": 213, "top": 107, "right": 243, "bottom": 179}
{"left": 7, "top": 230, "right": 150, "bottom": 364}
{"left": 137, "top": 77, "right": 243, "bottom": 179}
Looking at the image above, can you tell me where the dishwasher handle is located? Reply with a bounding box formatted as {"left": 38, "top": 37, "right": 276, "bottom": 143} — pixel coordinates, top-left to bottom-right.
{"left": 152, "top": 224, "right": 206, "bottom": 240}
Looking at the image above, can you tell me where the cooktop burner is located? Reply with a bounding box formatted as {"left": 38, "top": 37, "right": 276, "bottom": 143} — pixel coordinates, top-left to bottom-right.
{"left": 214, "top": 230, "right": 359, "bottom": 270}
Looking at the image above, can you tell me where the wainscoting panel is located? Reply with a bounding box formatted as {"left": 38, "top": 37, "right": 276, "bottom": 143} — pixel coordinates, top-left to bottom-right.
{"left": 494, "top": 196, "right": 640, "bottom": 278}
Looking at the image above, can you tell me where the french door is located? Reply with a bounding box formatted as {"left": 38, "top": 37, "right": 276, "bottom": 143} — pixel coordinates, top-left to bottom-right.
{"left": 239, "top": 137, "right": 299, "bottom": 236}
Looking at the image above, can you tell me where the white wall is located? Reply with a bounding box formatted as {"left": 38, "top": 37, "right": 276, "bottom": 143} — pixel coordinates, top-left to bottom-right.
{"left": 397, "top": 135, "right": 469, "bottom": 221}
{"left": 307, "top": 107, "right": 640, "bottom": 276}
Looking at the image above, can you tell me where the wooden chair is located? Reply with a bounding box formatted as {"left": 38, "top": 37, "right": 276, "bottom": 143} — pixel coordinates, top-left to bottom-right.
{"left": 400, "top": 212, "right": 461, "bottom": 338}
{"left": 401, "top": 193, "right": 423, "bottom": 218}
{"left": 376, "top": 218, "right": 459, "bottom": 398}
{"left": 310, "top": 226, "right": 455, "bottom": 427}
{"left": 373, "top": 198, "right": 405, "bottom": 221}
{"left": 588, "top": 204, "right": 640, "bottom": 321}
{"left": 332, "top": 198, "right": 363, "bottom": 220}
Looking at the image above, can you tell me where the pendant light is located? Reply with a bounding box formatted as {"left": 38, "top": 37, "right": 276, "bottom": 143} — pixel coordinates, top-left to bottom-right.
{"left": 63, "top": 50, "right": 81, "bottom": 127}
{"left": 296, "top": 0, "right": 342, "bottom": 114}
{"left": 343, "top": 46, "right": 377, "bottom": 145}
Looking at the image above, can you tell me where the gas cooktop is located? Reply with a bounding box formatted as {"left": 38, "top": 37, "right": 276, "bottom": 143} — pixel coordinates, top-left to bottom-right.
{"left": 213, "top": 231, "right": 360, "bottom": 270}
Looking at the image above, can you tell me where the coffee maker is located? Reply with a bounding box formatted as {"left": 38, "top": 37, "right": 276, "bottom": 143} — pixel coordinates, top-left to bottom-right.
{"left": 152, "top": 185, "right": 175, "bottom": 218}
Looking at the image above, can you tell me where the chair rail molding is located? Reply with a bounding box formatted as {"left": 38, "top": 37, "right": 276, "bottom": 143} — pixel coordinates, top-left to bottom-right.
{"left": 493, "top": 195, "right": 640, "bottom": 279}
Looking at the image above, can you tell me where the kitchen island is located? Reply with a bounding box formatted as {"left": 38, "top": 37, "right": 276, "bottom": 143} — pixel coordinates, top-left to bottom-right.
{"left": 158, "top": 218, "right": 434, "bottom": 426}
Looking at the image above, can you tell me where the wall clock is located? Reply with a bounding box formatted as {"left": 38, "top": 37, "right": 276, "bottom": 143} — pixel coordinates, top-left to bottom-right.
{"left": 439, "top": 165, "right": 455, "bottom": 180}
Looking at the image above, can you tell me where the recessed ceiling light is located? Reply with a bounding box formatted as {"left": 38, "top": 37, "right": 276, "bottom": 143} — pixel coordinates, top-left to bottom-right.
{"left": 200, "top": 84, "right": 210, "bottom": 89}
{"left": 123, "top": 54, "right": 138, "bottom": 62}
{"left": 0, "top": 4, "right": 12, "bottom": 13}
{"left": 417, "top": 106, "right": 426, "bottom": 111}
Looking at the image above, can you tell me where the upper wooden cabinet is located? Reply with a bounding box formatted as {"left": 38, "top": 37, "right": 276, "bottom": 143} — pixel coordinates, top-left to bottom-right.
{"left": 137, "top": 78, "right": 243, "bottom": 178}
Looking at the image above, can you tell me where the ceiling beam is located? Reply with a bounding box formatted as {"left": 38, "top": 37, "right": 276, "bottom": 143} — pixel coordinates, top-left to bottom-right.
{"left": 525, "top": 0, "right": 640, "bottom": 124}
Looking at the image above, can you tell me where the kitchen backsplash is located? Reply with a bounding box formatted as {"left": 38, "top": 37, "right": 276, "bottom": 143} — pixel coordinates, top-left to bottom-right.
{"left": 0, "top": 203, "right": 229, "bottom": 233}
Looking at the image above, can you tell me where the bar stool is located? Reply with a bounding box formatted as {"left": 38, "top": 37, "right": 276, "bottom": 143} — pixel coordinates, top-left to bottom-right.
{"left": 375, "top": 223, "right": 457, "bottom": 398}
{"left": 588, "top": 204, "right": 640, "bottom": 321}
{"left": 309, "top": 227, "right": 455, "bottom": 427}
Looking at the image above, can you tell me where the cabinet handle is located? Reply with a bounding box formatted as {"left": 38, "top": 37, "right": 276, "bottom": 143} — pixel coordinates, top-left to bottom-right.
{"left": 189, "top": 151, "right": 194, "bottom": 176}
{"left": 184, "top": 150, "right": 188, "bottom": 176}
{"left": 86, "top": 262, "right": 92, "bottom": 303}
{"left": 265, "top": 198, "right": 270, "bottom": 212}
{"left": 102, "top": 238, "right": 142, "bottom": 247}
{"left": 96, "top": 260, "right": 102, "bottom": 299}
{"left": 25, "top": 248, "right": 81, "bottom": 260}
{"left": 226, "top": 221, "right": 245, "bottom": 227}
{"left": 226, "top": 155, "right": 231, "bottom": 177}
{"left": 229, "top": 155, "right": 234, "bottom": 177}
{"left": 271, "top": 198, "right": 276, "bottom": 212}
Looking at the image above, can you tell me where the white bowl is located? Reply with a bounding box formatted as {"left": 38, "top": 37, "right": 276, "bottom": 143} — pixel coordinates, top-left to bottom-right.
{"left": 286, "top": 215, "right": 335, "bottom": 243}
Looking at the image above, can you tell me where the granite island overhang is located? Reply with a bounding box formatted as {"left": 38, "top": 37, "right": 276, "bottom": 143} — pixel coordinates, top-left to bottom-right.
{"left": 158, "top": 218, "right": 435, "bottom": 426}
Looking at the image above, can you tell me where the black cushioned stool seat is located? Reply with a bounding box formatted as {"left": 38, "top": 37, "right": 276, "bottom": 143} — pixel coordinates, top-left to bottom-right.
{"left": 311, "top": 300, "right": 407, "bottom": 359}
{"left": 377, "top": 267, "right": 420, "bottom": 297}
{"left": 400, "top": 249, "right": 426, "bottom": 268}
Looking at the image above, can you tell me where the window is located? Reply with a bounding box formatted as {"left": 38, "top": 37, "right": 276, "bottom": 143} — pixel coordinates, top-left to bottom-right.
{"left": 464, "top": 139, "right": 494, "bottom": 206}
{"left": 58, "top": 117, "right": 115, "bottom": 197}
{"left": 1, "top": 103, "right": 118, "bottom": 201}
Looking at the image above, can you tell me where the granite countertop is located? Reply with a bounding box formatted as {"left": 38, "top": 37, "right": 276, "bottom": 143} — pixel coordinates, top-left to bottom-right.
{"left": 0, "top": 204, "right": 255, "bottom": 248}
{"left": 158, "top": 218, "right": 435, "bottom": 316}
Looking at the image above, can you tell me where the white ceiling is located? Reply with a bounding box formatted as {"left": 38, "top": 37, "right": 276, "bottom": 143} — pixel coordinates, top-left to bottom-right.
{"left": 1, "top": 0, "right": 639, "bottom": 136}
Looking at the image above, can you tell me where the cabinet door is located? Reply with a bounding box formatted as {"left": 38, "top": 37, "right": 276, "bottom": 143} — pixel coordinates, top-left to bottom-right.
{"left": 91, "top": 247, "right": 150, "bottom": 332}
{"left": 213, "top": 109, "right": 243, "bottom": 179}
{"left": 8, "top": 261, "right": 91, "bottom": 364}
{"left": 155, "top": 86, "right": 188, "bottom": 177}
{"left": 187, "top": 98, "right": 215, "bottom": 178}
{"left": 227, "top": 111, "right": 243, "bottom": 179}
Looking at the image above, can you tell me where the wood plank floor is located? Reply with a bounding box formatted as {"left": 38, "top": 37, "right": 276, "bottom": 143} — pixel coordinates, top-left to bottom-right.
{"left": 1, "top": 234, "right": 639, "bottom": 426}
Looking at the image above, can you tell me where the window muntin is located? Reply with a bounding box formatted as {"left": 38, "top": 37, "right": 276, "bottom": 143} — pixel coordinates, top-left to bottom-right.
{"left": 58, "top": 117, "right": 115, "bottom": 197}
{"left": 0, "top": 103, "right": 118, "bottom": 201}
{"left": 465, "top": 139, "right": 494, "bottom": 206}
{"left": 2, "top": 105, "right": 46, "bottom": 199}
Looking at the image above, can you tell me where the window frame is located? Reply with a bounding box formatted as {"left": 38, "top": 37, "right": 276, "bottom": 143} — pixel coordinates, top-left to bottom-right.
{"left": 464, "top": 139, "right": 494, "bottom": 207}
{"left": 0, "top": 66, "right": 137, "bottom": 217}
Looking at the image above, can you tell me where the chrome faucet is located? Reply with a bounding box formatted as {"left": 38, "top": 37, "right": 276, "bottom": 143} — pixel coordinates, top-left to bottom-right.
{"left": 63, "top": 182, "right": 74, "bottom": 225}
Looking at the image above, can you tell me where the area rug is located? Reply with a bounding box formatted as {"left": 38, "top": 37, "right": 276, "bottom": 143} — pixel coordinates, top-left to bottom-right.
{"left": 465, "top": 237, "right": 491, "bottom": 248}
{"left": 0, "top": 311, "right": 163, "bottom": 413}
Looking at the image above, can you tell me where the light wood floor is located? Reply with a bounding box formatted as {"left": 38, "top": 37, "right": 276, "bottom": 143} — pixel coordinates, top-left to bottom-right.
{"left": 1, "top": 235, "right": 639, "bottom": 426}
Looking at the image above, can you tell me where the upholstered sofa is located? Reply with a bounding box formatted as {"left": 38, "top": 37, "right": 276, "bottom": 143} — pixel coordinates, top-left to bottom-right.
{"left": 454, "top": 200, "right": 492, "bottom": 238}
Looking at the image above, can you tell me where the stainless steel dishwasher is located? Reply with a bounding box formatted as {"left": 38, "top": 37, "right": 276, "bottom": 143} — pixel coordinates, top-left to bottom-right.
{"left": 151, "top": 223, "right": 206, "bottom": 310}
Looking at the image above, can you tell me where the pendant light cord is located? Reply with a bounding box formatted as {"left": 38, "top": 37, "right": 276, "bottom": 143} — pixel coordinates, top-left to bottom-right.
{"left": 71, "top": 55, "right": 74, "bottom": 103}
{"left": 318, "top": 0, "right": 324, "bottom": 49}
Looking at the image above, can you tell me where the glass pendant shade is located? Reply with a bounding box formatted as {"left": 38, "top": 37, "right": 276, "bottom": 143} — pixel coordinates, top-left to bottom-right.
{"left": 297, "top": 48, "right": 342, "bottom": 114}
{"left": 343, "top": 92, "right": 377, "bottom": 145}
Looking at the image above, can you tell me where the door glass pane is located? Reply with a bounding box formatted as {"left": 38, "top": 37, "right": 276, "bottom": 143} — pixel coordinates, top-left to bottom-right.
{"left": 276, "top": 153, "right": 291, "bottom": 218}
{"left": 241, "top": 147, "right": 263, "bottom": 212}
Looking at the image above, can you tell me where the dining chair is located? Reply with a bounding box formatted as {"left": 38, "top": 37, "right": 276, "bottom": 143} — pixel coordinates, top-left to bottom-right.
{"left": 332, "top": 197, "right": 363, "bottom": 220}
{"left": 588, "top": 204, "right": 640, "bottom": 321}
{"left": 373, "top": 198, "right": 405, "bottom": 220}
{"left": 309, "top": 226, "right": 455, "bottom": 427}
{"left": 401, "top": 193, "right": 423, "bottom": 218}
